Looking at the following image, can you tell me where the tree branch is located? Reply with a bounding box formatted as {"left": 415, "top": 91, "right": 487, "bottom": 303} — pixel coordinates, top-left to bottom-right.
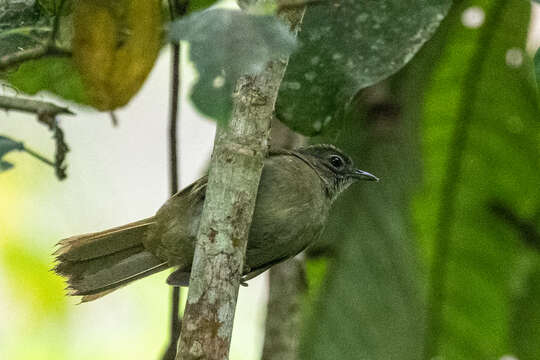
{"left": 0, "top": 95, "right": 72, "bottom": 180}
{"left": 176, "top": 8, "right": 306, "bottom": 360}
{"left": 0, "top": 95, "right": 73, "bottom": 116}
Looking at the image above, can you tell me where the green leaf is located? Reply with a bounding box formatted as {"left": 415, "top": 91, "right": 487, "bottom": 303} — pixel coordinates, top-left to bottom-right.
{"left": 187, "top": 0, "right": 217, "bottom": 13}
{"left": 0, "top": 135, "right": 23, "bottom": 172}
{"left": 169, "top": 9, "right": 296, "bottom": 123}
{"left": 416, "top": 0, "right": 540, "bottom": 358}
{"left": 0, "top": 0, "right": 51, "bottom": 58}
{"left": 37, "top": 0, "right": 65, "bottom": 15}
{"left": 511, "top": 257, "right": 540, "bottom": 360}
{"left": 533, "top": 46, "right": 540, "bottom": 90}
{"left": 275, "top": 0, "right": 451, "bottom": 135}
{"left": 301, "top": 94, "right": 425, "bottom": 360}
{"left": 8, "top": 56, "right": 89, "bottom": 104}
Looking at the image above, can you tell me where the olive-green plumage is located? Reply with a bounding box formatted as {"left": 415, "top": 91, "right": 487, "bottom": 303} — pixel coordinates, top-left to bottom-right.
{"left": 54, "top": 144, "right": 378, "bottom": 302}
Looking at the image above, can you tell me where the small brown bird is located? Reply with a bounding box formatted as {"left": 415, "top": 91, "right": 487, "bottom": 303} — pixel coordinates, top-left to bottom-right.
{"left": 54, "top": 144, "right": 378, "bottom": 302}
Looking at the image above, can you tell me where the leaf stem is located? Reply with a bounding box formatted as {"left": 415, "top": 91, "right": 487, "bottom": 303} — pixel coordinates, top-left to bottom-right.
{"left": 50, "top": 0, "right": 67, "bottom": 45}
{"left": 22, "top": 146, "right": 55, "bottom": 167}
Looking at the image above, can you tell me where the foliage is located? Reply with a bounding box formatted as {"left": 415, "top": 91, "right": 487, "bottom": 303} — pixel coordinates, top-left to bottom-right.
{"left": 8, "top": 57, "right": 88, "bottom": 104}
{"left": 0, "top": 0, "right": 50, "bottom": 55}
{"left": 1, "top": 0, "right": 162, "bottom": 111}
{"left": 169, "top": 9, "right": 296, "bottom": 123}
{"left": 301, "top": 91, "right": 425, "bottom": 360}
{"left": 275, "top": 0, "right": 451, "bottom": 135}
{"left": 0, "top": 135, "right": 23, "bottom": 171}
{"left": 71, "top": 0, "right": 162, "bottom": 110}
{"left": 298, "top": 0, "right": 540, "bottom": 359}
{"left": 187, "top": 0, "right": 218, "bottom": 13}
{"left": 510, "top": 257, "right": 540, "bottom": 360}
{"left": 416, "top": 0, "right": 540, "bottom": 358}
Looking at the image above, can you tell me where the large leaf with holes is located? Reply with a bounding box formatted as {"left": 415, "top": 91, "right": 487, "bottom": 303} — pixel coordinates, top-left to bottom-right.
{"left": 275, "top": 0, "right": 451, "bottom": 135}
{"left": 415, "top": 0, "right": 540, "bottom": 358}
{"left": 170, "top": 9, "right": 296, "bottom": 123}
{"left": 300, "top": 85, "right": 425, "bottom": 360}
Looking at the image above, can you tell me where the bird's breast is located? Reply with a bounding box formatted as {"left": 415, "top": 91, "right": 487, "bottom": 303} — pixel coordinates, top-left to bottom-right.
{"left": 245, "top": 155, "right": 330, "bottom": 269}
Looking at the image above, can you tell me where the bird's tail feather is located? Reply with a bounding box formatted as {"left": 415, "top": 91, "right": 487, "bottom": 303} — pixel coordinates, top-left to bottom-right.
{"left": 53, "top": 217, "right": 169, "bottom": 302}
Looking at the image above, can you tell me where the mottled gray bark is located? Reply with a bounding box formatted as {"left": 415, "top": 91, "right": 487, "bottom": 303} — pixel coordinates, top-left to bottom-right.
{"left": 262, "top": 257, "right": 306, "bottom": 360}
{"left": 176, "top": 8, "right": 305, "bottom": 360}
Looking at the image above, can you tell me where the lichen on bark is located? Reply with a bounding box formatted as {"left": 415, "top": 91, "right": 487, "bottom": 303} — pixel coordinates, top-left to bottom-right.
{"left": 176, "top": 7, "right": 305, "bottom": 360}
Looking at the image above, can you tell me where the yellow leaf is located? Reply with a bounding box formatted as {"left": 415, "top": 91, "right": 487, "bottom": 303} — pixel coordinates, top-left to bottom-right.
{"left": 72, "top": 0, "right": 162, "bottom": 110}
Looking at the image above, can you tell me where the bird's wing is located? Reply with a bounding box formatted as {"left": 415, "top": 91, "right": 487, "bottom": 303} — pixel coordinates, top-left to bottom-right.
{"left": 241, "top": 254, "right": 291, "bottom": 282}
{"left": 170, "top": 175, "right": 208, "bottom": 201}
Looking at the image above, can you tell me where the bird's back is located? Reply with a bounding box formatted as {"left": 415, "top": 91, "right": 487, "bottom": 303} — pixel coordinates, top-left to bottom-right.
{"left": 147, "top": 151, "right": 330, "bottom": 274}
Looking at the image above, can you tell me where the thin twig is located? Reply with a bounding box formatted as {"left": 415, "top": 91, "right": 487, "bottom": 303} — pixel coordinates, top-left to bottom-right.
{"left": 162, "top": 1, "right": 188, "bottom": 359}
{"left": 0, "top": 45, "right": 71, "bottom": 72}
{"left": 0, "top": 135, "right": 58, "bottom": 172}
{"left": 22, "top": 146, "right": 55, "bottom": 166}
{"left": 37, "top": 112, "right": 70, "bottom": 180}
{"left": 0, "top": 96, "right": 72, "bottom": 180}
{"left": 162, "top": 39, "right": 182, "bottom": 360}
{"left": 169, "top": 43, "right": 180, "bottom": 194}
{"left": 0, "top": 95, "right": 73, "bottom": 116}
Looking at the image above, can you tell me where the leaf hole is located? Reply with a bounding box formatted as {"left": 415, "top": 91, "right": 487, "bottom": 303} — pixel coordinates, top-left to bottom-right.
{"left": 213, "top": 76, "right": 225, "bottom": 88}
{"left": 461, "top": 6, "right": 485, "bottom": 29}
{"left": 505, "top": 48, "right": 523, "bottom": 68}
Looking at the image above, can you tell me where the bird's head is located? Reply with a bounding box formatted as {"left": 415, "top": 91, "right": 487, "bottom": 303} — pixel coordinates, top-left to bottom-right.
{"left": 296, "top": 144, "right": 379, "bottom": 200}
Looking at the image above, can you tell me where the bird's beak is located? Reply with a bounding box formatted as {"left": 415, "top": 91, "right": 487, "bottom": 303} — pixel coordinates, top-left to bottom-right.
{"left": 351, "top": 169, "right": 379, "bottom": 182}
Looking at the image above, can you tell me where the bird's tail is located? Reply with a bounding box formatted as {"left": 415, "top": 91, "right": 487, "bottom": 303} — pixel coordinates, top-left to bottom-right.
{"left": 53, "top": 217, "right": 169, "bottom": 302}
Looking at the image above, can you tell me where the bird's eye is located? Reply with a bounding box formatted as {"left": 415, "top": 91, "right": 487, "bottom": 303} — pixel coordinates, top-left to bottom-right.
{"left": 329, "top": 155, "right": 344, "bottom": 169}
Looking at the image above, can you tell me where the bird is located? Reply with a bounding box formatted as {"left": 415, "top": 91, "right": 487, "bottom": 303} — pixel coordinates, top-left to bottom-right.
{"left": 54, "top": 144, "right": 378, "bottom": 302}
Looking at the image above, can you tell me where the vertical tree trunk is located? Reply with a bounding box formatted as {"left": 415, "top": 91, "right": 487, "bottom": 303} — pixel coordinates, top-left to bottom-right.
{"left": 261, "top": 257, "right": 305, "bottom": 360}
{"left": 176, "top": 9, "right": 305, "bottom": 360}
